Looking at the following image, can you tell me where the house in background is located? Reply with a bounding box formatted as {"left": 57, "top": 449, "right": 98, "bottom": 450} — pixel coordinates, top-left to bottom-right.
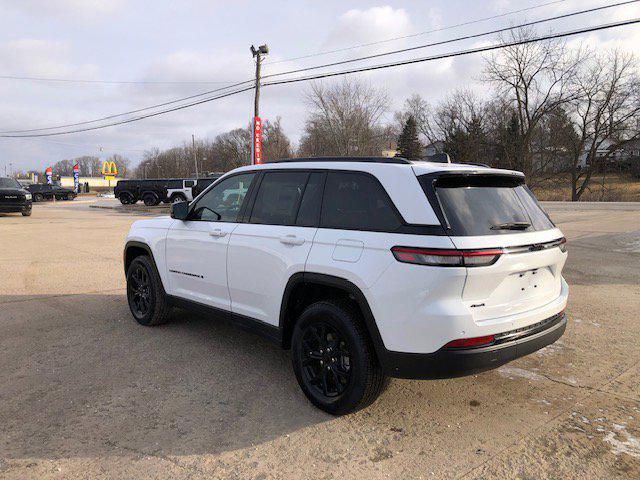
{"left": 579, "top": 137, "right": 640, "bottom": 168}
{"left": 424, "top": 141, "right": 445, "bottom": 157}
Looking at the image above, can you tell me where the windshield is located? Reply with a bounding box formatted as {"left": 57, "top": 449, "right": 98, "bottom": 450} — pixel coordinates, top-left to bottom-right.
{"left": 0, "top": 178, "right": 21, "bottom": 189}
{"left": 420, "top": 174, "right": 555, "bottom": 236}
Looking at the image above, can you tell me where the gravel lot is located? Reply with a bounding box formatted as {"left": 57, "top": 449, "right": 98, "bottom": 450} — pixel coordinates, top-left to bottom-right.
{"left": 1, "top": 199, "right": 639, "bottom": 479}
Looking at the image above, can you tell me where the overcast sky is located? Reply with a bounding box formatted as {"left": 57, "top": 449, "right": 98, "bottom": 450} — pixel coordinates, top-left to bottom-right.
{"left": 0, "top": 0, "right": 638, "bottom": 173}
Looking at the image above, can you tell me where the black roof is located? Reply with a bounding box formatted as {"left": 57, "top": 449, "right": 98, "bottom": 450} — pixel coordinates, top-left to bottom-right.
{"left": 274, "top": 156, "right": 411, "bottom": 165}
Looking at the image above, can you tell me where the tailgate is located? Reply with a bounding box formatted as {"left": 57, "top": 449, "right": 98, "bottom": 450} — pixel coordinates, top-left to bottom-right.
{"left": 451, "top": 229, "right": 567, "bottom": 321}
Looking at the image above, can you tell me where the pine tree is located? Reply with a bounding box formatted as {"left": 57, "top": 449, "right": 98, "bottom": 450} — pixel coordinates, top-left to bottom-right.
{"left": 396, "top": 115, "right": 422, "bottom": 160}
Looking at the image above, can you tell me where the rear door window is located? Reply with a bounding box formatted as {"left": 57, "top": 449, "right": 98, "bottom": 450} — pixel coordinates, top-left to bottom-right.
{"left": 250, "top": 171, "right": 308, "bottom": 226}
{"left": 421, "top": 175, "right": 554, "bottom": 236}
{"left": 321, "top": 172, "right": 401, "bottom": 231}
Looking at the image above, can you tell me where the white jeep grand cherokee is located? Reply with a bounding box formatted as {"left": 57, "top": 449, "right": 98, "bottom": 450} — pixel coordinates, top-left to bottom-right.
{"left": 123, "top": 157, "right": 568, "bottom": 414}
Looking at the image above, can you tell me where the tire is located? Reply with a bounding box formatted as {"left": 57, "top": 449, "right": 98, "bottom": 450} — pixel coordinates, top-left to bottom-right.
{"left": 142, "top": 193, "right": 159, "bottom": 206}
{"left": 119, "top": 193, "right": 133, "bottom": 205}
{"left": 22, "top": 209, "right": 32, "bottom": 217}
{"left": 291, "top": 300, "right": 386, "bottom": 415}
{"left": 33, "top": 193, "right": 43, "bottom": 202}
{"left": 126, "top": 255, "right": 171, "bottom": 326}
{"left": 170, "top": 193, "right": 187, "bottom": 203}
{"left": 66, "top": 194, "right": 74, "bottom": 201}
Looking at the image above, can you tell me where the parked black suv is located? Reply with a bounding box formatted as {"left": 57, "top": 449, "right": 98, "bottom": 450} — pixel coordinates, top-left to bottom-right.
{"left": 27, "top": 184, "right": 77, "bottom": 202}
{"left": 0, "top": 177, "right": 32, "bottom": 216}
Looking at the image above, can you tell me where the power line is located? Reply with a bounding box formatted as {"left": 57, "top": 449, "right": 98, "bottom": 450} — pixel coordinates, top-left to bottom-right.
{"left": 0, "top": 79, "right": 255, "bottom": 134}
{"left": 0, "top": 86, "right": 256, "bottom": 137}
{"left": 264, "top": 0, "right": 570, "bottom": 66}
{"left": 0, "top": 75, "right": 240, "bottom": 85}
{"left": 1, "top": 17, "right": 638, "bottom": 138}
{"left": 261, "top": 0, "right": 640, "bottom": 81}
{"left": 2, "top": 1, "right": 633, "bottom": 136}
{"left": 261, "top": 18, "right": 640, "bottom": 87}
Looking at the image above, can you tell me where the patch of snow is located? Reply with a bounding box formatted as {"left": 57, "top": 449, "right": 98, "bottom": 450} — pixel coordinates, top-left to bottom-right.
{"left": 604, "top": 426, "right": 640, "bottom": 459}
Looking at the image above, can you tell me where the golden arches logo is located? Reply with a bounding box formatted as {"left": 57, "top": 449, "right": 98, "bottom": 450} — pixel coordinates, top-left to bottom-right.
{"left": 101, "top": 161, "right": 118, "bottom": 176}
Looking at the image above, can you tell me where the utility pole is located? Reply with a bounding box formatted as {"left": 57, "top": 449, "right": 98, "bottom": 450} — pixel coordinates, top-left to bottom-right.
{"left": 192, "top": 134, "right": 199, "bottom": 178}
{"left": 250, "top": 44, "right": 268, "bottom": 165}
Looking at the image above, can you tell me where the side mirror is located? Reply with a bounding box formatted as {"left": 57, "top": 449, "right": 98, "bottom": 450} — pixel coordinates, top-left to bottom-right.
{"left": 171, "top": 201, "right": 190, "bottom": 220}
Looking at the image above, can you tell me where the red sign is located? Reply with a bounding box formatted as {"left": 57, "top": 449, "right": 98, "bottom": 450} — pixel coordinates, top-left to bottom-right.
{"left": 253, "top": 116, "right": 262, "bottom": 165}
{"left": 73, "top": 164, "right": 79, "bottom": 173}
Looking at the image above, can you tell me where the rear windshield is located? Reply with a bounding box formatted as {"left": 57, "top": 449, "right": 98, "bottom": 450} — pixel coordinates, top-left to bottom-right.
{"left": 421, "top": 174, "right": 554, "bottom": 236}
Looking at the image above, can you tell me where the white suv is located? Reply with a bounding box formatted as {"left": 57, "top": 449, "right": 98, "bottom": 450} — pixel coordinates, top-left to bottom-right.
{"left": 123, "top": 157, "right": 568, "bottom": 414}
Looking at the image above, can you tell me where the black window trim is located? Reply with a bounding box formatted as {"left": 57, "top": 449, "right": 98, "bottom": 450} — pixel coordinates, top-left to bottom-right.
{"left": 191, "top": 167, "right": 446, "bottom": 236}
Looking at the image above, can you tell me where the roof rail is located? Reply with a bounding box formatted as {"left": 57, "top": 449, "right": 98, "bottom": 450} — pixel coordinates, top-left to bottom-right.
{"left": 274, "top": 156, "right": 411, "bottom": 165}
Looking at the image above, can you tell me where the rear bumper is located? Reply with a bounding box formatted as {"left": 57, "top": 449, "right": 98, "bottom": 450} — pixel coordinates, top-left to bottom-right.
{"left": 381, "top": 312, "right": 567, "bottom": 379}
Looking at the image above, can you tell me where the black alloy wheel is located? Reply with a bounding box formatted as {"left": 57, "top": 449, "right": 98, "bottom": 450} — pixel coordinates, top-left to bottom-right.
{"left": 126, "top": 256, "right": 171, "bottom": 326}
{"left": 33, "top": 193, "right": 43, "bottom": 202}
{"left": 128, "top": 263, "right": 152, "bottom": 319}
{"left": 299, "top": 322, "right": 352, "bottom": 398}
{"left": 291, "top": 300, "right": 386, "bottom": 415}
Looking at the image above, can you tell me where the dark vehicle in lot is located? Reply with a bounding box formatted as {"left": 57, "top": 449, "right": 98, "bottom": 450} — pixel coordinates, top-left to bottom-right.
{"left": 0, "top": 177, "right": 32, "bottom": 216}
{"left": 114, "top": 179, "right": 170, "bottom": 206}
{"left": 27, "top": 184, "right": 77, "bottom": 202}
{"left": 115, "top": 175, "right": 222, "bottom": 206}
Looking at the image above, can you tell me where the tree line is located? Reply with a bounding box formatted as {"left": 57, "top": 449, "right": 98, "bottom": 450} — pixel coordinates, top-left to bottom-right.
{"left": 56, "top": 29, "right": 639, "bottom": 201}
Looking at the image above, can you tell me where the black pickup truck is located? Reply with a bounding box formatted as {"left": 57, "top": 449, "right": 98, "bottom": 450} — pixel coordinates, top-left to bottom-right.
{"left": 114, "top": 175, "right": 222, "bottom": 206}
{"left": 27, "top": 184, "right": 77, "bottom": 202}
{"left": 0, "top": 177, "right": 32, "bottom": 216}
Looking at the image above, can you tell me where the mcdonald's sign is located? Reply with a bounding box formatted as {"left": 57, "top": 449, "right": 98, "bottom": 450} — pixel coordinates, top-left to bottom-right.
{"left": 101, "top": 161, "right": 118, "bottom": 180}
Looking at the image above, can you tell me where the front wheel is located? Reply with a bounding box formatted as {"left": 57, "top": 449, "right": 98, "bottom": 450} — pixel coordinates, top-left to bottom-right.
{"left": 291, "top": 300, "right": 386, "bottom": 415}
{"left": 22, "top": 209, "right": 32, "bottom": 217}
{"left": 126, "top": 256, "right": 171, "bottom": 326}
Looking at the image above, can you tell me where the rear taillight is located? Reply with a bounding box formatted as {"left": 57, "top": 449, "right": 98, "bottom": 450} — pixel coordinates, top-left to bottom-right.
{"left": 391, "top": 246, "right": 502, "bottom": 267}
{"left": 443, "top": 335, "right": 495, "bottom": 349}
{"left": 559, "top": 237, "right": 567, "bottom": 253}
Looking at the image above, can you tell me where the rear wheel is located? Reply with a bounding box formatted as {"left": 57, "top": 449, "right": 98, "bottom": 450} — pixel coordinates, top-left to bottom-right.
{"left": 291, "top": 300, "right": 386, "bottom": 415}
{"left": 119, "top": 193, "right": 133, "bottom": 205}
{"left": 66, "top": 193, "right": 74, "bottom": 201}
{"left": 33, "top": 193, "right": 43, "bottom": 202}
{"left": 171, "top": 193, "right": 187, "bottom": 203}
{"left": 126, "top": 255, "right": 171, "bottom": 326}
{"left": 142, "top": 193, "right": 159, "bottom": 206}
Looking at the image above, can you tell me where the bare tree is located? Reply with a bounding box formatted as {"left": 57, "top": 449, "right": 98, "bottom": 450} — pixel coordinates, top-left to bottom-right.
{"left": 263, "top": 117, "right": 292, "bottom": 162}
{"left": 394, "top": 94, "right": 437, "bottom": 147}
{"left": 484, "top": 27, "right": 583, "bottom": 178}
{"left": 299, "top": 78, "right": 389, "bottom": 156}
{"left": 567, "top": 50, "right": 640, "bottom": 200}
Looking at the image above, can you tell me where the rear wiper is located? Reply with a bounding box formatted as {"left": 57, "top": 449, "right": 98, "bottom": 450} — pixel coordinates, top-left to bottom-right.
{"left": 490, "top": 222, "right": 531, "bottom": 231}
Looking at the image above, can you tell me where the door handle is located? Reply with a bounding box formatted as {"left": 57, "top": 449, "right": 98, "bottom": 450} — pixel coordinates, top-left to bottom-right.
{"left": 279, "top": 235, "right": 305, "bottom": 246}
{"left": 209, "top": 229, "right": 227, "bottom": 238}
